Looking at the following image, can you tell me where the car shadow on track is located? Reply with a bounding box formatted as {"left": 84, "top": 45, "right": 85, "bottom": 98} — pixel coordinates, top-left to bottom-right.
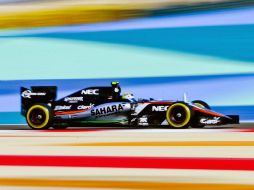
{"left": 0, "top": 124, "right": 249, "bottom": 130}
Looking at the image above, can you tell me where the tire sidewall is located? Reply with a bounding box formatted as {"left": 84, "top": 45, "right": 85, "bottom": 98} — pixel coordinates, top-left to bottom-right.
{"left": 166, "top": 102, "right": 193, "bottom": 129}
{"left": 26, "top": 104, "right": 52, "bottom": 130}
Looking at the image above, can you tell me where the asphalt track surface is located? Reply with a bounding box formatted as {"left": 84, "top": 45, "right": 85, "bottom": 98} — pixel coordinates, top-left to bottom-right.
{"left": 0, "top": 123, "right": 251, "bottom": 130}
{"left": 0, "top": 123, "right": 254, "bottom": 190}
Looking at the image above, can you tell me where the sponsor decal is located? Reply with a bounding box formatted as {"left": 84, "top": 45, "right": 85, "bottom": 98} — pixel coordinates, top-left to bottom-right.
{"left": 81, "top": 89, "right": 99, "bottom": 95}
{"left": 77, "top": 103, "right": 94, "bottom": 110}
{"left": 21, "top": 90, "right": 46, "bottom": 99}
{"left": 139, "top": 117, "right": 148, "bottom": 123}
{"left": 131, "top": 118, "right": 137, "bottom": 122}
{"left": 91, "top": 104, "right": 124, "bottom": 116}
{"left": 152, "top": 106, "right": 169, "bottom": 111}
{"left": 138, "top": 116, "right": 148, "bottom": 126}
{"left": 64, "top": 97, "right": 83, "bottom": 103}
{"left": 200, "top": 117, "right": 220, "bottom": 124}
{"left": 54, "top": 105, "right": 72, "bottom": 111}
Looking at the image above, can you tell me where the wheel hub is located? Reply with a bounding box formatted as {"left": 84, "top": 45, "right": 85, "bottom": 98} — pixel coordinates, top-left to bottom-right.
{"left": 170, "top": 107, "right": 187, "bottom": 124}
{"left": 29, "top": 108, "right": 46, "bottom": 125}
{"left": 37, "top": 115, "right": 42, "bottom": 120}
{"left": 176, "top": 113, "right": 182, "bottom": 118}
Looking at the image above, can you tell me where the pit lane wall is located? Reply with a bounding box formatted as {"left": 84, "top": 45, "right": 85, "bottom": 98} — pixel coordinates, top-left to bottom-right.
{"left": 0, "top": 2, "right": 254, "bottom": 124}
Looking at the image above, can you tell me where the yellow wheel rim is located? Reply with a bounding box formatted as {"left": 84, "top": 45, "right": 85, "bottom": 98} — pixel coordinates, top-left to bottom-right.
{"left": 27, "top": 105, "right": 49, "bottom": 129}
{"left": 166, "top": 103, "right": 191, "bottom": 128}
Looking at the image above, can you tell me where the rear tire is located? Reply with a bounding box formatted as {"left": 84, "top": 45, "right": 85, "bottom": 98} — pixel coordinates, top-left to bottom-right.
{"left": 166, "top": 102, "right": 192, "bottom": 129}
{"left": 26, "top": 104, "right": 53, "bottom": 130}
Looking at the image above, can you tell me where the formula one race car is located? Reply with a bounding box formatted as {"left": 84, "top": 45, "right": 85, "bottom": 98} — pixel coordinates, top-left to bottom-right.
{"left": 21, "top": 82, "right": 239, "bottom": 129}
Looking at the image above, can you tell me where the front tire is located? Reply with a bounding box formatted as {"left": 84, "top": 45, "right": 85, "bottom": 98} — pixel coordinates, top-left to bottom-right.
{"left": 26, "top": 104, "right": 52, "bottom": 130}
{"left": 166, "top": 102, "right": 192, "bottom": 129}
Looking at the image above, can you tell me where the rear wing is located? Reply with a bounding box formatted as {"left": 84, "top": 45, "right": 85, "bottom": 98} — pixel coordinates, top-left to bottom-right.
{"left": 21, "top": 86, "right": 57, "bottom": 115}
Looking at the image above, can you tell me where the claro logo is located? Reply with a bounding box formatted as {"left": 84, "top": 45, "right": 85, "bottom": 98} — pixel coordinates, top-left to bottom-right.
{"left": 152, "top": 106, "right": 169, "bottom": 111}
{"left": 77, "top": 103, "right": 94, "bottom": 110}
{"left": 81, "top": 89, "right": 99, "bottom": 95}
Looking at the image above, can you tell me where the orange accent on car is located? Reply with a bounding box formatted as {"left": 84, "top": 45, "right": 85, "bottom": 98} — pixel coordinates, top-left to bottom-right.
{"left": 54, "top": 109, "right": 90, "bottom": 115}
{"left": 193, "top": 107, "right": 224, "bottom": 117}
{"left": 141, "top": 102, "right": 173, "bottom": 105}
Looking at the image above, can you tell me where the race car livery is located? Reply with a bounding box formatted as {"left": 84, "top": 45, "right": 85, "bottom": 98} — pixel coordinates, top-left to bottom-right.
{"left": 20, "top": 82, "right": 239, "bottom": 129}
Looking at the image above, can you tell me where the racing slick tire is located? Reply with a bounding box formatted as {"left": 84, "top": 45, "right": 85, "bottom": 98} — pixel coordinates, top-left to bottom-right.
{"left": 166, "top": 102, "right": 192, "bottom": 129}
{"left": 191, "top": 100, "right": 210, "bottom": 128}
{"left": 26, "top": 104, "right": 53, "bottom": 130}
{"left": 192, "top": 100, "right": 211, "bottom": 109}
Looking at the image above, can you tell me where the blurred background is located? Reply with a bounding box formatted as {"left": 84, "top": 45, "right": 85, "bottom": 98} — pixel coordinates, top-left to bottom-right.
{"left": 1, "top": 1, "right": 254, "bottom": 190}
{"left": 0, "top": 0, "right": 254, "bottom": 124}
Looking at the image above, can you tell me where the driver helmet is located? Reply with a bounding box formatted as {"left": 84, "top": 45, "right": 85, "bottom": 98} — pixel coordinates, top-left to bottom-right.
{"left": 122, "top": 92, "right": 136, "bottom": 102}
